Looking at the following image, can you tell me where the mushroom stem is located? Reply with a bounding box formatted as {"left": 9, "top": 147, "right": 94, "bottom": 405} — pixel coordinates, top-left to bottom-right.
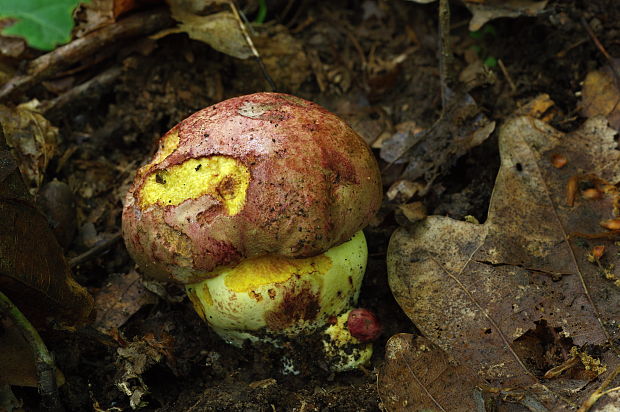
{"left": 186, "top": 231, "right": 368, "bottom": 348}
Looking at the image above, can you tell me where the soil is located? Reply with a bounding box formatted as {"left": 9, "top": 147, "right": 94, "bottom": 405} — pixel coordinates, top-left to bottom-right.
{"left": 7, "top": 0, "right": 620, "bottom": 410}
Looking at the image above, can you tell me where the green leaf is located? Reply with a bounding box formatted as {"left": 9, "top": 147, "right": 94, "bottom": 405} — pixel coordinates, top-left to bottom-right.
{"left": 0, "top": 0, "right": 88, "bottom": 51}
{"left": 483, "top": 56, "right": 497, "bottom": 68}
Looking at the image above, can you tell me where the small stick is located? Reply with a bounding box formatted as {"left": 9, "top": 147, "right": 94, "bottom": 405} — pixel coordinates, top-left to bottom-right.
{"left": 382, "top": 0, "right": 453, "bottom": 173}
{"left": 577, "top": 364, "right": 620, "bottom": 412}
{"left": 69, "top": 232, "right": 122, "bottom": 267}
{"left": 0, "top": 291, "right": 63, "bottom": 411}
{"left": 438, "top": 0, "right": 453, "bottom": 112}
{"left": 581, "top": 17, "right": 620, "bottom": 86}
{"left": 0, "top": 8, "right": 172, "bottom": 101}
{"left": 228, "top": 1, "right": 277, "bottom": 91}
{"left": 498, "top": 59, "right": 517, "bottom": 93}
{"left": 42, "top": 66, "right": 122, "bottom": 117}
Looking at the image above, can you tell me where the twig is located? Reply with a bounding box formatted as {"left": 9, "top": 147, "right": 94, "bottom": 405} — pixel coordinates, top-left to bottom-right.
{"left": 438, "top": 0, "right": 452, "bottom": 112}
{"left": 382, "top": 0, "right": 453, "bottom": 173}
{"left": 0, "top": 8, "right": 172, "bottom": 101}
{"left": 581, "top": 17, "right": 620, "bottom": 86}
{"left": 0, "top": 291, "right": 63, "bottom": 411}
{"left": 69, "top": 232, "right": 122, "bottom": 267}
{"left": 498, "top": 59, "right": 517, "bottom": 93}
{"left": 279, "top": 0, "right": 296, "bottom": 23}
{"left": 228, "top": 1, "right": 277, "bottom": 91}
{"left": 577, "top": 364, "right": 620, "bottom": 412}
{"left": 42, "top": 66, "right": 122, "bottom": 117}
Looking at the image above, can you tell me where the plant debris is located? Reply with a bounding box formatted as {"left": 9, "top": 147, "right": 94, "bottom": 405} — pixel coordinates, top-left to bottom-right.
{"left": 387, "top": 115, "right": 620, "bottom": 410}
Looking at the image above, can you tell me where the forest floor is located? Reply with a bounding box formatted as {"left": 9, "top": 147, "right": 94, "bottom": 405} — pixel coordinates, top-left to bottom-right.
{"left": 4, "top": 0, "right": 620, "bottom": 411}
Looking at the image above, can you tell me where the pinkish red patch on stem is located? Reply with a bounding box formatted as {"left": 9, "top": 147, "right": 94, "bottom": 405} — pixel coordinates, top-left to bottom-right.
{"left": 347, "top": 308, "right": 382, "bottom": 342}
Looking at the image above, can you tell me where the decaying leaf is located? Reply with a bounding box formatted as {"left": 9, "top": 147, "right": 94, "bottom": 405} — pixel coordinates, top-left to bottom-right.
{"left": 387, "top": 115, "right": 620, "bottom": 409}
{"left": 0, "top": 102, "right": 58, "bottom": 192}
{"left": 0, "top": 20, "right": 27, "bottom": 58}
{"left": 379, "top": 334, "right": 495, "bottom": 411}
{"left": 116, "top": 333, "right": 174, "bottom": 409}
{"left": 237, "top": 24, "right": 310, "bottom": 92}
{"left": 0, "top": 318, "right": 65, "bottom": 387}
{"left": 580, "top": 61, "right": 620, "bottom": 130}
{"left": 514, "top": 93, "right": 557, "bottom": 122}
{"left": 380, "top": 90, "right": 495, "bottom": 189}
{"left": 464, "top": 0, "right": 549, "bottom": 32}
{"left": 0, "top": 127, "right": 93, "bottom": 328}
{"left": 405, "top": 0, "right": 548, "bottom": 32}
{"left": 166, "top": 0, "right": 251, "bottom": 59}
{"left": 75, "top": 0, "right": 163, "bottom": 37}
{"left": 94, "top": 270, "right": 158, "bottom": 335}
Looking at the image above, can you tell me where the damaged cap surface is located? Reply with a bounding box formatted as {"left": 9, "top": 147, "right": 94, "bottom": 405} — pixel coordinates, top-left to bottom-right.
{"left": 122, "top": 92, "right": 382, "bottom": 283}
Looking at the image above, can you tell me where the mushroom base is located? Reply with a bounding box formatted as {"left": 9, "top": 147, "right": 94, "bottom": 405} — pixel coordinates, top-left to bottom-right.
{"left": 185, "top": 231, "right": 368, "bottom": 361}
{"left": 322, "top": 310, "right": 373, "bottom": 371}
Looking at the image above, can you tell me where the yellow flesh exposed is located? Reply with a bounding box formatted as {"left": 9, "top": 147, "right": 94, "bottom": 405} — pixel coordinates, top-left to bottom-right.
{"left": 139, "top": 156, "right": 250, "bottom": 215}
{"left": 153, "top": 130, "right": 180, "bottom": 164}
{"left": 222, "top": 254, "right": 333, "bottom": 293}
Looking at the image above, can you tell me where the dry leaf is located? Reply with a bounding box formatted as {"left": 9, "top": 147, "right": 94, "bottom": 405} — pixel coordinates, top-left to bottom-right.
{"left": 167, "top": 0, "right": 251, "bottom": 59}
{"left": 380, "top": 90, "right": 495, "bottom": 188}
{"left": 241, "top": 25, "right": 310, "bottom": 92}
{"left": 404, "top": 0, "right": 548, "bottom": 32}
{"left": 116, "top": 333, "right": 174, "bottom": 409}
{"left": 379, "top": 334, "right": 493, "bottom": 411}
{"left": 397, "top": 202, "right": 427, "bottom": 223}
{"left": 94, "top": 270, "right": 157, "bottom": 334}
{"left": 0, "top": 318, "right": 65, "bottom": 387}
{"left": 75, "top": 0, "right": 163, "bottom": 37}
{"left": 515, "top": 93, "right": 557, "bottom": 122}
{"left": 465, "top": 0, "right": 549, "bottom": 32}
{"left": 75, "top": 0, "right": 117, "bottom": 37}
{"left": 0, "top": 20, "right": 26, "bottom": 58}
{"left": 580, "top": 61, "right": 620, "bottom": 130}
{"left": 0, "top": 102, "right": 58, "bottom": 192}
{"left": 387, "top": 116, "right": 620, "bottom": 409}
{"left": 0, "top": 129, "right": 93, "bottom": 328}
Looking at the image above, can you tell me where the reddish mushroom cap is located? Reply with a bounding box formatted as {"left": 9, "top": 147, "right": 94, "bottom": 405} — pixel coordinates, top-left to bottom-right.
{"left": 122, "top": 93, "right": 382, "bottom": 283}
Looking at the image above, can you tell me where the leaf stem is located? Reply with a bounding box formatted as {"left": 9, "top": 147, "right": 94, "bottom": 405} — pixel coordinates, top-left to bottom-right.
{"left": 0, "top": 291, "right": 64, "bottom": 411}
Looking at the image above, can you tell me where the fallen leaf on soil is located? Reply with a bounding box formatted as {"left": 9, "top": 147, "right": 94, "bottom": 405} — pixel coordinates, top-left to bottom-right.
{"left": 387, "top": 115, "right": 620, "bottom": 409}
{"left": 322, "top": 94, "right": 391, "bottom": 146}
{"left": 404, "top": 0, "right": 548, "bottom": 32}
{"left": 116, "top": 333, "right": 174, "bottom": 409}
{"left": 397, "top": 202, "right": 427, "bottom": 223}
{"left": 237, "top": 24, "right": 310, "bottom": 92}
{"left": 0, "top": 101, "right": 58, "bottom": 192}
{"left": 465, "top": 0, "right": 549, "bottom": 32}
{"left": 380, "top": 90, "right": 495, "bottom": 190}
{"left": 94, "top": 270, "right": 158, "bottom": 335}
{"left": 580, "top": 61, "right": 620, "bottom": 130}
{"left": 0, "top": 318, "right": 65, "bottom": 387}
{"left": 379, "top": 333, "right": 493, "bottom": 411}
{"left": 75, "top": 0, "right": 164, "bottom": 37}
{"left": 165, "top": 1, "right": 251, "bottom": 59}
{"left": 0, "top": 128, "right": 93, "bottom": 328}
{"left": 514, "top": 93, "right": 557, "bottom": 122}
{"left": 0, "top": 20, "right": 26, "bottom": 58}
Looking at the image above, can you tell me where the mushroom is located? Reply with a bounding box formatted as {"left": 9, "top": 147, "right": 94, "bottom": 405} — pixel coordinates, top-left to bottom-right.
{"left": 122, "top": 92, "right": 382, "bottom": 371}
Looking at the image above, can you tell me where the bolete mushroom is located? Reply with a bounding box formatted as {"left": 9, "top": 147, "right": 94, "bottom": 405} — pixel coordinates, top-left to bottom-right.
{"left": 122, "top": 92, "right": 382, "bottom": 371}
